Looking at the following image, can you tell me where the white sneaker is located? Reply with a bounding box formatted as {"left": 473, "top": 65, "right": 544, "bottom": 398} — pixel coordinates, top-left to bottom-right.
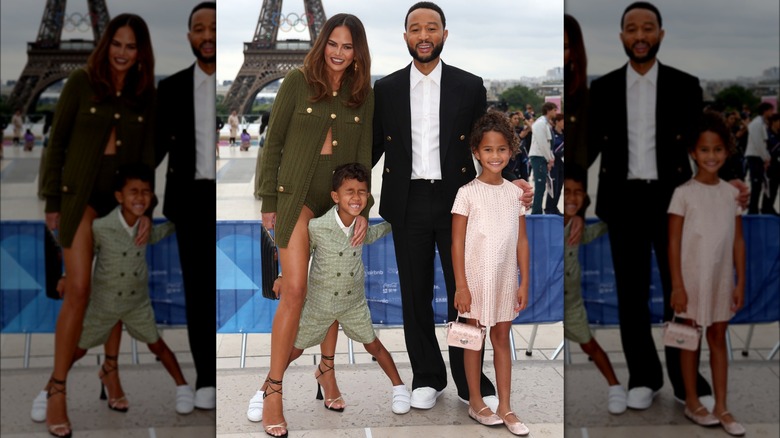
{"left": 175, "top": 385, "right": 195, "bottom": 415}
{"left": 30, "top": 390, "right": 47, "bottom": 422}
{"left": 391, "top": 385, "right": 411, "bottom": 414}
{"left": 482, "top": 395, "right": 499, "bottom": 412}
{"left": 626, "top": 387, "right": 657, "bottom": 410}
{"left": 457, "top": 394, "right": 499, "bottom": 412}
{"left": 607, "top": 385, "right": 627, "bottom": 414}
{"left": 194, "top": 386, "right": 216, "bottom": 410}
{"left": 410, "top": 387, "right": 444, "bottom": 409}
{"left": 247, "top": 390, "right": 263, "bottom": 422}
{"left": 674, "top": 394, "right": 716, "bottom": 412}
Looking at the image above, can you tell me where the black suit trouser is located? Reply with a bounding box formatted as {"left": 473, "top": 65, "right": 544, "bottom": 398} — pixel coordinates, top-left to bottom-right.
{"left": 391, "top": 180, "right": 495, "bottom": 398}
{"left": 173, "top": 179, "right": 216, "bottom": 389}
{"left": 607, "top": 180, "right": 711, "bottom": 399}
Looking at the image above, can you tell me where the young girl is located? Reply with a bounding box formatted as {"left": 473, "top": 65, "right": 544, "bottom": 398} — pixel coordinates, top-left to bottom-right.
{"left": 452, "top": 111, "right": 530, "bottom": 436}
{"left": 240, "top": 128, "right": 251, "bottom": 151}
{"left": 24, "top": 129, "right": 35, "bottom": 151}
{"left": 668, "top": 112, "right": 746, "bottom": 436}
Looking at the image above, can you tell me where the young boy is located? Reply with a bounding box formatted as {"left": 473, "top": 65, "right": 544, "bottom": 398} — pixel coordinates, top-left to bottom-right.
{"left": 249, "top": 163, "right": 411, "bottom": 420}
{"left": 564, "top": 164, "right": 627, "bottom": 414}
{"left": 76, "top": 163, "right": 194, "bottom": 414}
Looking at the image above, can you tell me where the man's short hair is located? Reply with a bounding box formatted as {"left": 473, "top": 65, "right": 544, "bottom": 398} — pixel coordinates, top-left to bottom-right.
{"left": 621, "top": 1, "right": 663, "bottom": 29}
{"left": 757, "top": 102, "right": 775, "bottom": 115}
{"left": 542, "top": 102, "right": 558, "bottom": 115}
{"left": 188, "top": 2, "right": 216, "bottom": 29}
{"left": 405, "top": 2, "right": 446, "bottom": 30}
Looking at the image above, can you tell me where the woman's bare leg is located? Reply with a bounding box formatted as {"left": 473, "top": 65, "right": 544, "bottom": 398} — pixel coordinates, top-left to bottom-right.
{"left": 99, "top": 322, "right": 128, "bottom": 410}
{"left": 47, "top": 207, "right": 97, "bottom": 433}
{"left": 262, "top": 207, "right": 314, "bottom": 436}
{"left": 315, "top": 322, "right": 344, "bottom": 409}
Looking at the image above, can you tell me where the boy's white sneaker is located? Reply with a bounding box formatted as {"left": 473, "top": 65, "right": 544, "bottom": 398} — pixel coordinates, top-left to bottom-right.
{"left": 176, "top": 385, "right": 195, "bottom": 414}
{"left": 392, "top": 385, "right": 411, "bottom": 414}
{"left": 608, "top": 385, "right": 627, "bottom": 414}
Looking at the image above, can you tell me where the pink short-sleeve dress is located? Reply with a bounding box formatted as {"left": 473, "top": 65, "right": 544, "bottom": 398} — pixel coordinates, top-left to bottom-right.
{"left": 667, "top": 178, "right": 740, "bottom": 327}
{"left": 451, "top": 178, "right": 525, "bottom": 327}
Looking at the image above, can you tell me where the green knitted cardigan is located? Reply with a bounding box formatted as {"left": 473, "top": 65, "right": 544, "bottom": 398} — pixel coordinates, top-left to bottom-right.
{"left": 258, "top": 68, "right": 374, "bottom": 248}
{"left": 41, "top": 68, "right": 156, "bottom": 248}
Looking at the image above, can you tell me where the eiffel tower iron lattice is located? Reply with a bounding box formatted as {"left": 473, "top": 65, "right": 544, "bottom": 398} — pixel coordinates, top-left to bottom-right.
{"left": 222, "top": 0, "right": 327, "bottom": 115}
{"left": 8, "top": 0, "right": 110, "bottom": 114}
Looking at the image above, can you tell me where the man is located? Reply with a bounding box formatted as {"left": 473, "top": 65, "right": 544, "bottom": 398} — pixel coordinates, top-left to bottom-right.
{"left": 523, "top": 104, "right": 535, "bottom": 121}
{"left": 372, "top": 1, "right": 532, "bottom": 412}
{"left": 765, "top": 113, "right": 780, "bottom": 214}
{"left": 529, "top": 102, "right": 558, "bottom": 214}
{"left": 155, "top": 1, "right": 216, "bottom": 410}
{"left": 587, "top": 1, "right": 714, "bottom": 411}
{"left": 745, "top": 102, "right": 775, "bottom": 214}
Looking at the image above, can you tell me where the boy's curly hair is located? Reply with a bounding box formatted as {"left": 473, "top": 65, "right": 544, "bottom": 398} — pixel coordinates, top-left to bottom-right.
{"left": 332, "top": 162, "right": 370, "bottom": 191}
{"left": 469, "top": 110, "right": 520, "bottom": 155}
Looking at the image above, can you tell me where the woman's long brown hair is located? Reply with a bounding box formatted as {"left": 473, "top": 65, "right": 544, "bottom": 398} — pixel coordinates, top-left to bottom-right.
{"left": 86, "top": 13, "right": 155, "bottom": 102}
{"left": 303, "top": 13, "right": 371, "bottom": 108}
{"left": 564, "top": 14, "right": 587, "bottom": 98}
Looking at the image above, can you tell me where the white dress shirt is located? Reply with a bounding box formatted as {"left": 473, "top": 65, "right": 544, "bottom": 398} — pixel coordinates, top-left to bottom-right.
{"left": 626, "top": 61, "right": 659, "bottom": 180}
{"left": 529, "top": 116, "right": 553, "bottom": 161}
{"left": 745, "top": 115, "right": 769, "bottom": 161}
{"left": 193, "top": 64, "right": 216, "bottom": 180}
{"left": 334, "top": 207, "right": 356, "bottom": 237}
{"left": 409, "top": 61, "right": 442, "bottom": 180}
{"left": 117, "top": 208, "right": 139, "bottom": 237}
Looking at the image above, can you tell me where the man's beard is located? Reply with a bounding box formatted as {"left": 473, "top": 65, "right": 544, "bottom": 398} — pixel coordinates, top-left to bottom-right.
{"left": 623, "top": 40, "right": 660, "bottom": 65}
{"left": 191, "top": 41, "right": 215, "bottom": 64}
{"left": 407, "top": 40, "right": 444, "bottom": 64}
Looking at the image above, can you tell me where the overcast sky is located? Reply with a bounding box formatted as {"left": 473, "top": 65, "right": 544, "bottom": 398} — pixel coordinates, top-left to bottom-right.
{"left": 1, "top": 1, "right": 204, "bottom": 83}
{"left": 565, "top": 0, "right": 779, "bottom": 80}
{"left": 217, "top": 0, "right": 564, "bottom": 84}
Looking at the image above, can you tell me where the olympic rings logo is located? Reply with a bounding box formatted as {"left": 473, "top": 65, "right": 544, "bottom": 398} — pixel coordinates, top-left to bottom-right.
{"left": 270, "top": 12, "right": 313, "bottom": 33}
{"left": 46, "top": 11, "right": 100, "bottom": 33}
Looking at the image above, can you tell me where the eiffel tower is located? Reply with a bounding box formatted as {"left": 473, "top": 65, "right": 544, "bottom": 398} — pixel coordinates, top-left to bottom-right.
{"left": 7, "top": 0, "right": 110, "bottom": 113}
{"left": 222, "top": 0, "right": 327, "bottom": 114}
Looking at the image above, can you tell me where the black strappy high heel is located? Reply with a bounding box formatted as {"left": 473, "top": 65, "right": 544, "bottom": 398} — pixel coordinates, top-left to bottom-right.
{"left": 314, "top": 354, "right": 345, "bottom": 412}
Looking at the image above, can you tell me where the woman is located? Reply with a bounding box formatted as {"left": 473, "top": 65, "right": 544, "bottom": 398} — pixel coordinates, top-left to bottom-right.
{"left": 563, "top": 13, "right": 589, "bottom": 244}
{"left": 564, "top": 13, "right": 589, "bottom": 179}
{"left": 34, "top": 14, "right": 156, "bottom": 437}
{"left": 228, "top": 110, "right": 240, "bottom": 145}
{"left": 253, "top": 13, "right": 373, "bottom": 437}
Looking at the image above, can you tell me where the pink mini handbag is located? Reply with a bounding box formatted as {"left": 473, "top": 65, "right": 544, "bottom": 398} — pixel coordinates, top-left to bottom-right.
{"left": 662, "top": 317, "right": 701, "bottom": 351}
{"left": 446, "top": 318, "right": 486, "bottom": 351}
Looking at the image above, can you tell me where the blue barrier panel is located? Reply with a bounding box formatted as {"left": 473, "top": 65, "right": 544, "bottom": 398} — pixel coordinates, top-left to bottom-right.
{"left": 579, "top": 216, "right": 780, "bottom": 325}
{"left": 0, "top": 220, "right": 184, "bottom": 333}
{"left": 215, "top": 216, "right": 564, "bottom": 333}
{"left": 216, "top": 221, "right": 277, "bottom": 333}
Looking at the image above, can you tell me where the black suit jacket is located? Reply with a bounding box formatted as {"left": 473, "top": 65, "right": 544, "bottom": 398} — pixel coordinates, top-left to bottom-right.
{"left": 372, "top": 62, "right": 486, "bottom": 226}
{"left": 588, "top": 62, "right": 702, "bottom": 223}
{"left": 155, "top": 64, "right": 198, "bottom": 223}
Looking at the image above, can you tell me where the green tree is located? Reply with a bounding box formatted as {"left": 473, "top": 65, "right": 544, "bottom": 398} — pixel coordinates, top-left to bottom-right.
{"left": 715, "top": 85, "right": 759, "bottom": 112}
{"left": 500, "top": 85, "right": 543, "bottom": 113}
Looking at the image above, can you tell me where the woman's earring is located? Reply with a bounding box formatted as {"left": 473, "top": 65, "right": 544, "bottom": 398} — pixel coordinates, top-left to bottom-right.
{"left": 354, "top": 62, "right": 358, "bottom": 72}
{"left": 137, "top": 63, "right": 142, "bottom": 72}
